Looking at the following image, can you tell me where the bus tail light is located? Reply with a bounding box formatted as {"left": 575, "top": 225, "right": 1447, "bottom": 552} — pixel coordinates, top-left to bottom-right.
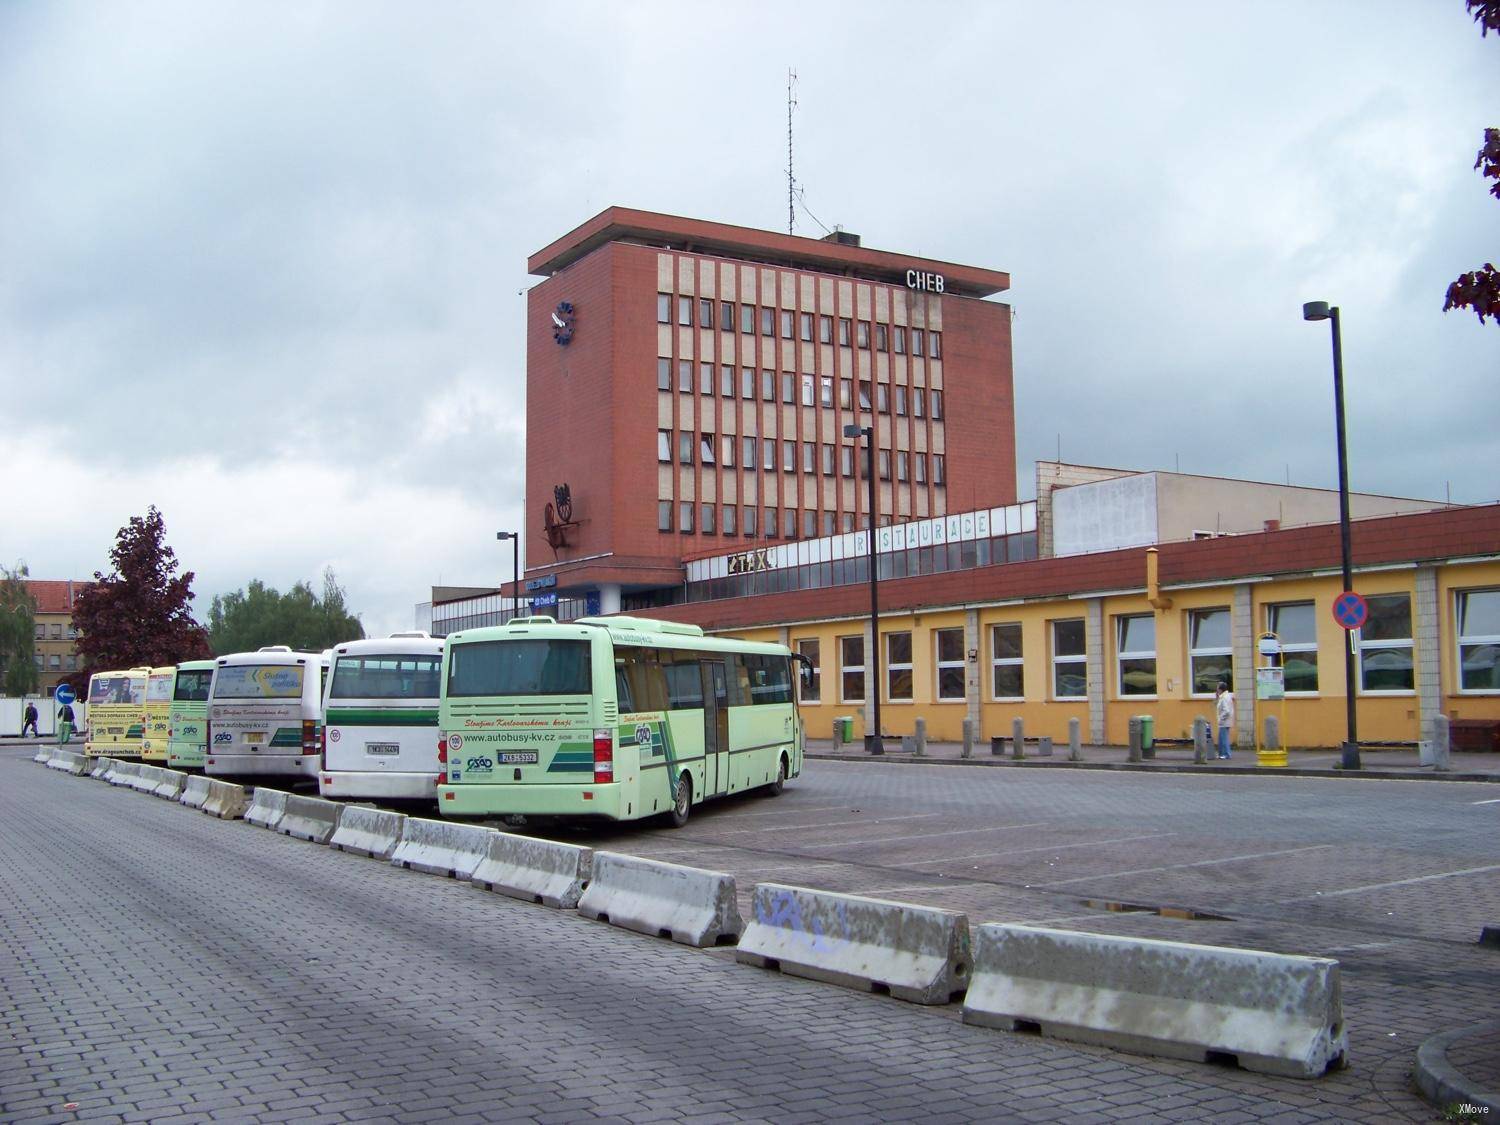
{"left": 320, "top": 726, "right": 327, "bottom": 754}
{"left": 302, "top": 719, "right": 319, "bottom": 755}
{"left": 437, "top": 737, "right": 447, "bottom": 763}
{"left": 593, "top": 728, "right": 614, "bottom": 784}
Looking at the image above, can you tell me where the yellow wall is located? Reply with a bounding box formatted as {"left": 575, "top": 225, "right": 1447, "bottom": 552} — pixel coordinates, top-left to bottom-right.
{"left": 722, "top": 558, "right": 1500, "bottom": 748}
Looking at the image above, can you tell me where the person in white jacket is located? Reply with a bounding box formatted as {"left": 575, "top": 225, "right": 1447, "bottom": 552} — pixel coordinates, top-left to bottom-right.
{"left": 1214, "top": 682, "right": 1235, "bottom": 760}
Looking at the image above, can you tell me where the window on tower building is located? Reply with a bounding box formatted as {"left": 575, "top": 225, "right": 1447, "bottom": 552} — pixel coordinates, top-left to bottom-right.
{"left": 840, "top": 379, "right": 852, "bottom": 410}
{"left": 741, "top": 303, "right": 755, "bottom": 333}
{"left": 802, "top": 442, "right": 815, "bottom": 473}
{"left": 839, "top": 318, "right": 852, "bottom": 346}
{"left": 931, "top": 390, "right": 944, "bottom": 420}
{"left": 857, "top": 321, "right": 870, "bottom": 348}
{"left": 720, "top": 435, "right": 735, "bottom": 467}
{"left": 820, "top": 377, "right": 833, "bottom": 408}
{"left": 678, "top": 360, "right": 692, "bottom": 394}
{"left": 819, "top": 315, "right": 833, "bottom": 344}
{"left": 801, "top": 375, "right": 815, "bottom": 407}
{"left": 782, "top": 439, "right": 795, "bottom": 472}
{"left": 822, "top": 443, "right": 835, "bottom": 475}
{"left": 679, "top": 502, "right": 694, "bottom": 533}
{"left": 657, "top": 358, "right": 671, "bottom": 391}
{"left": 876, "top": 324, "right": 888, "bottom": 352}
{"left": 722, "top": 506, "right": 736, "bottom": 535}
{"left": 930, "top": 332, "right": 942, "bottom": 359}
{"left": 720, "top": 301, "right": 734, "bottom": 331}
{"left": 933, "top": 454, "right": 946, "bottom": 484}
{"left": 657, "top": 294, "right": 671, "bottom": 324}
{"left": 742, "top": 435, "right": 757, "bottom": 469}
{"left": 913, "top": 388, "right": 925, "bottom": 418}
{"left": 781, "top": 373, "right": 795, "bottom": 404}
{"left": 700, "top": 433, "right": 715, "bottom": 465}
{"left": 657, "top": 430, "right": 671, "bottom": 463}
{"left": 894, "top": 326, "right": 907, "bottom": 354}
{"left": 741, "top": 367, "right": 755, "bottom": 399}
{"left": 895, "top": 385, "right": 907, "bottom": 416}
{"left": 678, "top": 296, "right": 692, "bottom": 326}
{"left": 840, "top": 445, "right": 854, "bottom": 477}
{"left": 803, "top": 510, "right": 816, "bottom": 538}
{"left": 763, "top": 437, "right": 776, "bottom": 471}
{"left": 858, "top": 381, "right": 872, "bottom": 411}
{"left": 701, "top": 504, "right": 715, "bottom": 535}
{"left": 897, "top": 451, "right": 909, "bottom": 482}
{"left": 720, "top": 365, "right": 733, "bottom": 397}
{"left": 914, "top": 453, "right": 927, "bottom": 483}
{"left": 657, "top": 501, "right": 672, "bottom": 532}
{"left": 780, "top": 309, "right": 793, "bottom": 338}
{"left": 878, "top": 450, "right": 891, "bottom": 480}
{"left": 744, "top": 507, "right": 757, "bottom": 537}
{"left": 800, "top": 313, "right": 813, "bottom": 341}
{"left": 699, "top": 362, "right": 713, "bottom": 395}
{"left": 761, "top": 370, "right": 775, "bottom": 401}
{"left": 678, "top": 432, "right": 693, "bottom": 465}
{"left": 912, "top": 329, "right": 925, "bottom": 357}
{"left": 761, "top": 307, "right": 774, "bottom": 336}
{"left": 876, "top": 384, "right": 889, "bottom": 413}
{"left": 783, "top": 509, "right": 796, "bottom": 539}
{"left": 699, "top": 298, "right": 713, "bottom": 328}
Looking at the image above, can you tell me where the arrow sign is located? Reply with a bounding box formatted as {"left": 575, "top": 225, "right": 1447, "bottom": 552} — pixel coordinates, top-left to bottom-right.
{"left": 1332, "top": 591, "right": 1368, "bottom": 631}
{"left": 54, "top": 683, "right": 76, "bottom": 706}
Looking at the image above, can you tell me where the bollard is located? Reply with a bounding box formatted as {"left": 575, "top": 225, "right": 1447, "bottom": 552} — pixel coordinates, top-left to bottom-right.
{"left": 1434, "top": 713, "right": 1452, "bottom": 771}
{"left": 1128, "top": 717, "right": 1143, "bottom": 763}
{"left": 1036, "top": 736, "right": 1053, "bottom": 757}
{"left": 1263, "top": 715, "right": 1281, "bottom": 750}
{"left": 1257, "top": 715, "right": 1288, "bottom": 768}
{"left": 1192, "top": 717, "right": 1210, "bottom": 765}
{"left": 1011, "top": 717, "right": 1025, "bottom": 761}
{"left": 1068, "top": 717, "right": 1082, "bottom": 762}
{"left": 961, "top": 719, "right": 975, "bottom": 760}
{"left": 913, "top": 717, "right": 927, "bottom": 758}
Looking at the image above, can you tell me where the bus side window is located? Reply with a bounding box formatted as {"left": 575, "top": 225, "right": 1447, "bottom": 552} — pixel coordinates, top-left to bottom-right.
{"left": 617, "top": 646, "right": 669, "bottom": 713}
{"left": 662, "top": 653, "right": 705, "bottom": 710}
{"left": 728, "top": 654, "right": 752, "bottom": 706}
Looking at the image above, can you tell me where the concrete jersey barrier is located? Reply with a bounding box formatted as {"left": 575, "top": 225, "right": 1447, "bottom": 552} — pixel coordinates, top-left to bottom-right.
{"left": 736, "top": 882, "right": 971, "bottom": 1005}
{"left": 179, "top": 774, "right": 212, "bottom": 809}
{"left": 329, "top": 806, "right": 407, "bottom": 860}
{"left": 152, "top": 769, "right": 188, "bottom": 800}
{"left": 199, "top": 778, "right": 249, "bottom": 820}
{"left": 108, "top": 760, "right": 142, "bottom": 787}
{"left": 33, "top": 746, "right": 55, "bottom": 764}
{"left": 244, "top": 788, "right": 289, "bottom": 830}
{"left": 389, "top": 817, "right": 497, "bottom": 879}
{"left": 48, "top": 750, "right": 88, "bottom": 775}
{"left": 471, "top": 832, "right": 593, "bottom": 909}
{"left": 961, "top": 924, "right": 1348, "bottom": 1079}
{"left": 89, "top": 756, "right": 115, "bottom": 780}
{"left": 129, "top": 764, "right": 163, "bottom": 793}
{"left": 278, "top": 794, "right": 343, "bottom": 844}
{"left": 577, "top": 852, "right": 741, "bottom": 947}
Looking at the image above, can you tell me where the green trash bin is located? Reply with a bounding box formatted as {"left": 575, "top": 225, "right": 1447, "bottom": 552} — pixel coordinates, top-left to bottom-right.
{"left": 836, "top": 716, "right": 854, "bottom": 744}
{"left": 1136, "top": 714, "right": 1155, "bottom": 758}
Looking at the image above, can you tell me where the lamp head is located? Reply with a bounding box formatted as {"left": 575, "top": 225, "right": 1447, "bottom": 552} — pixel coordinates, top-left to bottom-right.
{"left": 1302, "top": 301, "right": 1332, "bottom": 322}
{"left": 496, "top": 531, "right": 515, "bottom": 541}
{"left": 842, "top": 424, "right": 864, "bottom": 438}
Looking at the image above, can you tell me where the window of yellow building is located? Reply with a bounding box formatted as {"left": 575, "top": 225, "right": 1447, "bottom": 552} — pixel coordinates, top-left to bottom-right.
{"left": 1117, "top": 614, "right": 1157, "bottom": 696}
{"left": 1188, "top": 608, "right": 1232, "bottom": 695}
{"left": 1267, "top": 602, "right": 1319, "bottom": 693}
{"left": 1359, "top": 594, "right": 1414, "bottom": 693}
{"left": 935, "top": 628, "right": 966, "bottom": 702}
{"left": 839, "top": 636, "right": 865, "bottom": 703}
{"left": 1052, "top": 619, "right": 1086, "bottom": 700}
{"left": 990, "top": 623, "right": 1024, "bottom": 700}
{"left": 886, "top": 632, "right": 913, "bottom": 702}
{"left": 1457, "top": 589, "right": 1500, "bottom": 692}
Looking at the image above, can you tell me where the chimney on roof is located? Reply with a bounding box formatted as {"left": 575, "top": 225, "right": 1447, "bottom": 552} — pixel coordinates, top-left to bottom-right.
{"left": 821, "top": 228, "right": 860, "bottom": 248}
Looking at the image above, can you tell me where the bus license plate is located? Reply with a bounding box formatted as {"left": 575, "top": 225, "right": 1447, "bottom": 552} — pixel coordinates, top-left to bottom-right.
{"left": 245, "top": 731, "right": 265, "bottom": 744}
{"left": 497, "top": 752, "right": 538, "bottom": 764}
{"left": 366, "top": 743, "right": 399, "bottom": 755}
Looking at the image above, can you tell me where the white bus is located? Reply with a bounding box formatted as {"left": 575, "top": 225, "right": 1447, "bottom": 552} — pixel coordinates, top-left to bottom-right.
{"left": 436, "top": 615, "right": 806, "bottom": 827}
{"left": 205, "top": 646, "right": 332, "bottom": 780}
{"left": 319, "top": 633, "right": 444, "bottom": 801}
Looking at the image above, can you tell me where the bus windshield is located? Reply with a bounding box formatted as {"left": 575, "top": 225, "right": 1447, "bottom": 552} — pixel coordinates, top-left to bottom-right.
{"left": 173, "top": 670, "right": 214, "bottom": 702}
{"left": 447, "top": 639, "right": 592, "bottom": 697}
{"left": 213, "top": 664, "right": 305, "bottom": 699}
{"left": 330, "top": 655, "right": 441, "bottom": 700}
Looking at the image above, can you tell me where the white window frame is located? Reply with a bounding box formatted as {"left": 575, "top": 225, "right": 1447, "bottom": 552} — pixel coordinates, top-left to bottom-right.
{"left": 886, "top": 631, "right": 913, "bottom": 703}
{"left": 1187, "top": 607, "right": 1232, "bottom": 697}
{"left": 1052, "top": 619, "right": 1086, "bottom": 701}
{"left": 1357, "top": 593, "right": 1415, "bottom": 695}
{"left": 934, "top": 627, "right": 966, "bottom": 703}
{"left": 839, "top": 635, "right": 865, "bottom": 704}
{"left": 990, "top": 623, "right": 1024, "bottom": 701}
{"left": 1116, "top": 613, "right": 1157, "bottom": 698}
{"left": 1266, "top": 601, "right": 1319, "bottom": 695}
{"left": 1456, "top": 588, "right": 1500, "bottom": 694}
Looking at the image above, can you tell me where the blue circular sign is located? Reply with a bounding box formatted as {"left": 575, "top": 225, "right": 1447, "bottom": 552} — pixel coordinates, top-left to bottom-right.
{"left": 1332, "top": 591, "right": 1368, "bottom": 631}
{"left": 54, "top": 683, "right": 76, "bottom": 706}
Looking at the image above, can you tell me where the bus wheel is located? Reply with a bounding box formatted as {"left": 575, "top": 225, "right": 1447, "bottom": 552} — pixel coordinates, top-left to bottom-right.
{"left": 763, "top": 754, "right": 787, "bottom": 797}
{"left": 667, "top": 772, "right": 692, "bottom": 829}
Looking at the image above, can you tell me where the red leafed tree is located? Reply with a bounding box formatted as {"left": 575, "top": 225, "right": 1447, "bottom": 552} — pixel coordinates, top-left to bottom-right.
{"left": 72, "top": 507, "right": 213, "bottom": 675}
{"left": 1444, "top": 3, "right": 1500, "bottom": 323}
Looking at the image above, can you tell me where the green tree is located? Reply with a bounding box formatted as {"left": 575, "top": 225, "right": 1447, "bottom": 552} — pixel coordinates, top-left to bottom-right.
{"left": 0, "top": 563, "right": 40, "bottom": 697}
{"left": 207, "top": 568, "right": 364, "bottom": 655}
{"left": 71, "top": 508, "right": 213, "bottom": 674}
{"left": 1444, "top": 2, "right": 1500, "bottom": 322}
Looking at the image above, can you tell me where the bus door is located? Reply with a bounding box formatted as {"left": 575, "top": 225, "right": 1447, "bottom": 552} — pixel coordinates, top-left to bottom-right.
{"left": 701, "top": 659, "right": 729, "bottom": 798}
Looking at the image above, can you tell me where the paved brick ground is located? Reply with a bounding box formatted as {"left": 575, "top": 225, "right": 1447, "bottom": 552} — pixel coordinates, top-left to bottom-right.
{"left": 3, "top": 750, "right": 1493, "bottom": 1122}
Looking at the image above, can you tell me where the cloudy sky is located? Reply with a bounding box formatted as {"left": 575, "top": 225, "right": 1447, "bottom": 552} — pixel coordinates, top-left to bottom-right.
{"left": 2, "top": 2, "right": 1495, "bottom": 636}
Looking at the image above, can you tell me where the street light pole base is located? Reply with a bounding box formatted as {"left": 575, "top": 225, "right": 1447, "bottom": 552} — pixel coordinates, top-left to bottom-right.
{"left": 865, "top": 734, "right": 885, "bottom": 756}
{"left": 1339, "top": 741, "right": 1362, "bottom": 770}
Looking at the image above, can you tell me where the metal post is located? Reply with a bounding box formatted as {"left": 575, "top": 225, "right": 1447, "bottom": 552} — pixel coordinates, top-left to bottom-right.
{"left": 496, "top": 531, "right": 520, "bottom": 624}
{"left": 1330, "top": 307, "right": 1360, "bottom": 770}
{"left": 846, "top": 423, "right": 883, "bottom": 756}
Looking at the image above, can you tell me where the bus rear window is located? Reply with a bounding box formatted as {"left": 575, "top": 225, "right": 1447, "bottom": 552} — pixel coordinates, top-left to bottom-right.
{"left": 92, "top": 675, "right": 142, "bottom": 704}
{"left": 173, "top": 670, "right": 213, "bottom": 702}
{"left": 447, "top": 639, "right": 592, "bottom": 697}
{"left": 147, "top": 676, "right": 174, "bottom": 703}
{"left": 331, "top": 655, "right": 441, "bottom": 700}
{"left": 213, "top": 664, "right": 305, "bottom": 699}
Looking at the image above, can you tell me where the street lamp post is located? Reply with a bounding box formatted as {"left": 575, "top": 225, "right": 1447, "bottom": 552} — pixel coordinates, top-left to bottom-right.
{"left": 843, "top": 423, "right": 884, "bottom": 755}
{"left": 1302, "top": 301, "right": 1360, "bottom": 771}
{"left": 496, "top": 531, "right": 519, "bottom": 625}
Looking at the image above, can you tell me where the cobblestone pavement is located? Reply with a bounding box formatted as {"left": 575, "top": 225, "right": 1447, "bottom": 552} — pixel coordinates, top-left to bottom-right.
{"left": 2, "top": 752, "right": 1494, "bottom": 1123}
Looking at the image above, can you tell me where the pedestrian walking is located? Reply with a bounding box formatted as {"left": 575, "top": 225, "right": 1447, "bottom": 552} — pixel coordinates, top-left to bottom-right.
{"left": 57, "top": 702, "right": 75, "bottom": 745}
{"left": 1215, "top": 682, "right": 1235, "bottom": 760}
{"left": 20, "top": 701, "right": 39, "bottom": 738}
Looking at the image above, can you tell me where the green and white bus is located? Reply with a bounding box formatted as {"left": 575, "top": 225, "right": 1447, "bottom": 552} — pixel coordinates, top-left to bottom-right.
{"left": 436, "top": 615, "right": 806, "bottom": 826}
{"left": 166, "top": 659, "right": 216, "bottom": 769}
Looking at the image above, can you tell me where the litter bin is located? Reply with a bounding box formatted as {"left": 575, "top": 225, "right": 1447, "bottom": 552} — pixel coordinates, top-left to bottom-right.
{"left": 1136, "top": 714, "right": 1155, "bottom": 759}
{"left": 835, "top": 716, "right": 854, "bottom": 744}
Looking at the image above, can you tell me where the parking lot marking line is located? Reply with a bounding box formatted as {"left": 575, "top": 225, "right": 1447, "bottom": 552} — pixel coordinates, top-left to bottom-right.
{"left": 811, "top": 821, "right": 1053, "bottom": 849}
{"left": 730, "top": 803, "right": 858, "bottom": 818}
{"left": 1471, "top": 798, "right": 1500, "bottom": 805}
{"left": 845, "top": 880, "right": 995, "bottom": 899}
{"left": 891, "top": 831, "right": 1178, "bottom": 868}
{"left": 712, "top": 812, "right": 948, "bottom": 835}
{"left": 1037, "top": 844, "right": 1336, "bottom": 887}
{"left": 1020, "top": 911, "right": 1128, "bottom": 926}
{"left": 1286, "top": 863, "right": 1500, "bottom": 900}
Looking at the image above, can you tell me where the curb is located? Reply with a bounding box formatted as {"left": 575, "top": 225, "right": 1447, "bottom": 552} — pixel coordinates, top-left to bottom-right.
{"left": 1414, "top": 1021, "right": 1499, "bottom": 1115}
{"left": 804, "top": 751, "right": 1500, "bottom": 784}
